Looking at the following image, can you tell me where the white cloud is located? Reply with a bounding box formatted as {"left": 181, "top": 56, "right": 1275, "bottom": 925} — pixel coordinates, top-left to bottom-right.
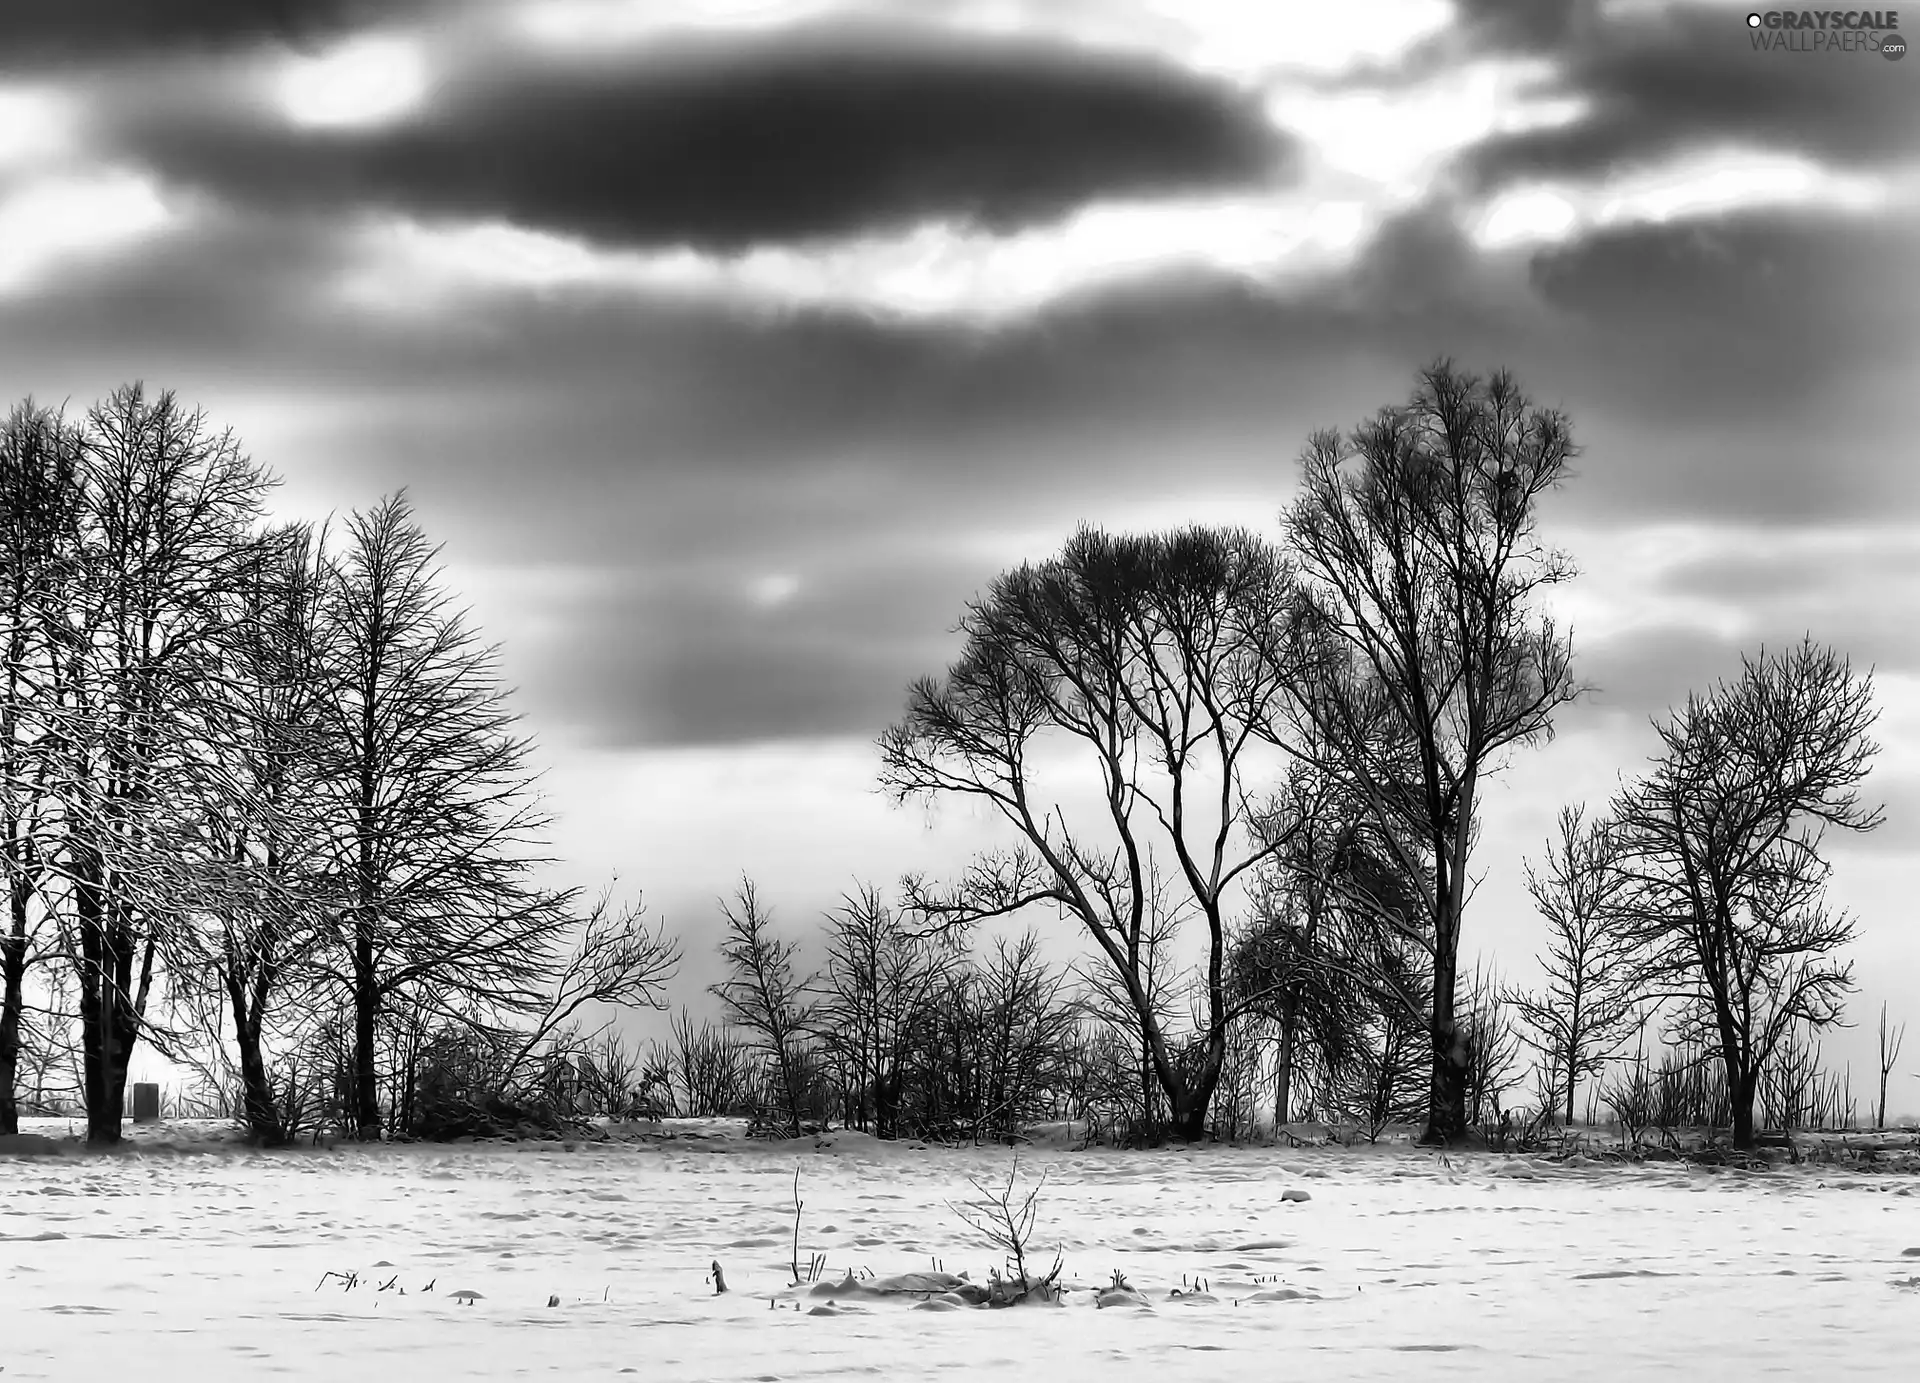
{"left": 1267, "top": 57, "right": 1591, "bottom": 194}
{"left": 338, "top": 187, "right": 1376, "bottom": 322}
{"left": 275, "top": 34, "right": 432, "bottom": 130}
{"left": 0, "top": 85, "right": 78, "bottom": 173}
{"left": 0, "top": 171, "right": 174, "bottom": 294}
{"left": 1470, "top": 148, "right": 1897, "bottom": 250}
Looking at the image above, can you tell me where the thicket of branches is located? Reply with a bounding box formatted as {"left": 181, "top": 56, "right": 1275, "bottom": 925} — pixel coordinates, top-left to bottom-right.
{"left": 5, "top": 371, "right": 1899, "bottom": 1153}
{"left": 0, "top": 389, "right": 677, "bottom": 1146}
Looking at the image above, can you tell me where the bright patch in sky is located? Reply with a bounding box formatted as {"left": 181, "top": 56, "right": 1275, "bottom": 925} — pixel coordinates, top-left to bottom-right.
{"left": 1546, "top": 524, "right": 1920, "bottom": 653}
{"left": 347, "top": 188, "right": 1374, "bottom": 320}
{"left": 1471, "top": 149, "right": 1893, "bottom": 249}
{"left": 1474, "top": 187, "right": 1580, "bottom": 249}
{"left": 1267, "top": 58, "right": 1590, "bottom": 194}
{"left": 0, "top": 86, "right": 76, "bottom": 171}
{"left": 276, "top": 36, "right": 430, "bottom": 130}
{"left": 514, "top": 0, "right": 1455, "bottom": 80}
{"left": 748, "top": 573, "right": 802, "bottom": 607}
{"left": 0, "top": 172, "right": 172, "bottom": 293}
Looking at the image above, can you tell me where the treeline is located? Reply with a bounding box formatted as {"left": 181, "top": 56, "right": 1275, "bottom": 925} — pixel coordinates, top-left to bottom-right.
{"left": 3, "top": 367, "right": 1894, "bottom": 1153}
{"left": 0, "top": 388, "right": 676, "bottom": 1146}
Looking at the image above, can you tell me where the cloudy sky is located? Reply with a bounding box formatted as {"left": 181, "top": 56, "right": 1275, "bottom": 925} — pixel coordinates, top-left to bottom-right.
{"left": 4, "top": 0, "right": 1917, "bottom": 1089}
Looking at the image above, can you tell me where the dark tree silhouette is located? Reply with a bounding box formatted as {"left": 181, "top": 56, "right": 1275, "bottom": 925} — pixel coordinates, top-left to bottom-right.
{"left": 1232, "top": 750, "right": 1433, "bottom": 1128}
{"left": 1278, "top": 362, "right": 1579, "bottom": 1144}
{"left": 1608, "top": 639, "right": 1880, "bottom": 1150}
{"left": 310, "top": 493, "right": 576, "bottom": 1139}
{"left": 156, "top": 522, "right": 333, "bottom": 1145}
{"left": 710, "top": 878, "right": 816, "bottom": 1137}
{"left": 819, "top": 882, "right": 946, "bottom": 1135}
{"left": 0, "top": 403, "right": 85, "bottom": 1134}
{"left": 1504, "top": 805, "right": 1643, "bottom": 1126}
{"left": 881, "top": 526, "right": 1298, "bottom": 1141}
{"left": 57, "top": 387, "right": 274, "bottom": 1145}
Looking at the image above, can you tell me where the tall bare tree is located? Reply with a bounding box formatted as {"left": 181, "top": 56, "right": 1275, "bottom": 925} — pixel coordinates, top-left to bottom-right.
{"left": 309, "top": 492, "right": 576, "bottom": 1138}
{"left": 1278, "top": 362, "right": 1579, "bottom": 1144}
{"left": 50, "top": 387, "right": 274, "bottom": 1144}
{"left": 1608, "top": 639, "right": 1880, "bottom": 1150}
{"left": 1505, "top": 805, "right": 1643, "bottom": 1126}
{"left": 155, "top": 521, "right": 333, "bottom": 1144}
{"left": 0, "top": 403, "right": 85, "bottom": 1133}
{"left": 710, "top": 877, "right": 815, "bottom": 1137}
{"left": 881, "top": 526, "right": 1298, "bottom": 1140}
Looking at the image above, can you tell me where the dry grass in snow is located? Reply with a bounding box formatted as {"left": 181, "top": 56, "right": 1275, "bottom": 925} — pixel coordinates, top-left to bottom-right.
{"left": 4, "top": 1117, "right": 1919, "bottom": 1380}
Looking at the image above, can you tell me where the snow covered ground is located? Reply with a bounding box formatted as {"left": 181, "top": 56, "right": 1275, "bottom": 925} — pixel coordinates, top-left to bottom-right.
{"left": 4, "top": 1118, "right": 1918, "bottom": 1381}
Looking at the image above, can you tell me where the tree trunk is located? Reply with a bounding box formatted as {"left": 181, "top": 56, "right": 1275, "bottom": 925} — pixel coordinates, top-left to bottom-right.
{"left": 1730, "top": 1067, "right": 1760, "bottom": 1151}
{"left": 227, "top": 967, "right": 285, "bottom": 1146}
{"left": 1274, "top": 1000, "right": 1298, "bottom": 1129}
{"left": 1168, "top": 1020, "right": 1226, "bottom": 1143}
{"left": 1420, "top": 939, "right": 1471, "bottom": 1146}
{"left": 1563, "top": 1049, "right": 1578, "bottom": 1129}
{"left": 873, "top": 1067, "right": 901, "bottom": 1140}
{"left": 74, "top": 846, "right": 138, "bottom": 1146}
{"left": 352, "top": 923, "right": 381, "bottom": 1139}
{"left": 1421, "top": 788, "right": 1475, "bottom": 1148}
{"left": 0, "top": 860, "right": 29, "bottom": 1134}
{"left": 1420, "top": 1014, "right": 1472, "bottom": 1145}
{"left": 0, "top": 928, "right": 22, "bottom": 1135}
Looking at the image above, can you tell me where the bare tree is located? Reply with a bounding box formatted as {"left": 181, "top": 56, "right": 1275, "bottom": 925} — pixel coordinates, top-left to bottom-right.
{"left": 1504, "top": 805, "right": 1644, "bottom": 1126}
{"left": 1608, "top": 639, "right": 1880, "bottom": 1150}
{"left": 661, "top": 1006, "right": 748, "bottom": 1117}
{"left": 45, "top": 387, "right": 275, "bottom": 1144}
{"left": 881, "top": 526, "right": 1297, "bottom": 1140}
{"left": 309, "top": 492, "right": 577, "bottom": 1138}
{"left": 819, "top": 882, "right": 946, "bottom": 1135}
{"left": 0, "top": 403, "right": 84, "bottom": 1133}
{"left": 486, "top": 885, "right": 680, "bottom": 1088}
{"left": 1458, "top": 958, "right": 1522, "bottom": 1129}
{"left": 1878, "top": 1002, "right": 1907, "bottom": 1131}
{"left": 1277, "top": 361, "right": 1579, "bottom": 1144}
{"left": 1070, "top": 860, "right": 1188, "bottom": 1135}
{"left": 971, "top": 930, "right": 1075, "bottom": 1140}
{"left": 710, "top": 877, "right": 815, "bottom": 1137}
{"left": 1229, "top": 757, "right": 1410, "bottom": 1129}
{"left": 136, "top": 521, "right": 334, "bottom": 1145}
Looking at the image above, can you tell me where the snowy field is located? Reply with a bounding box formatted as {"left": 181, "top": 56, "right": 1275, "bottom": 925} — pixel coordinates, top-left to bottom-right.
{"left": 5, "top": 1118, "right": 1919, "bottom": 1381}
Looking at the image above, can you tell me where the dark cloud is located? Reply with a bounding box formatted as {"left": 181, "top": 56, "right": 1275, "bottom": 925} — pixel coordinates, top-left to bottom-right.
{"left": 1457, "top": 2, "right": 1918, "bottom": 188}
{"left": 1658, "top": 538, "right": 1917, "bottom": 611}
{"left": 1528, "top": 208, "right": 1918, "bottom": 390}
{"left": 5, "top": 192, "right": 1917, "bottom": 746}
{"left": 515, "top": 556, "right": 987, "bottom": 749}
{"left": 1569, "top": 603, "right": 1917, "bottom": 740}
{"left": 0, "top": 0, "right": 433, "bottom": 68}
{"left": 9, "top": 198, "right": 1917, "bottom": 529}
{"left": 1452, "top": 0, "right": 1591, "bottom": 46}
{"left": 1636, "top": 540, "right": 1920, "bottom": 679}
{"left": 1567, "top": 625, "right": 1742, "bottom": 730}
{"left": 1520, "top": 209, "right": 1920, "bottom": 523}
{"left": 111, "top": 25, "right": 1290, "bottom": 250}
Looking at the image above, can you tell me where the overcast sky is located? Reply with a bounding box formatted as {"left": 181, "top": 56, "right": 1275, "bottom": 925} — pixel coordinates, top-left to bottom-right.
{"left": 4, "top": 0, "right": 1917, "bottom": 1096}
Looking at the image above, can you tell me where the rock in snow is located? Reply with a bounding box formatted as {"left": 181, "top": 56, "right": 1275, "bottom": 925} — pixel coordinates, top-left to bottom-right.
{"left": 1281, "top": 1188, "right": 1312, "bottom": 1203}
